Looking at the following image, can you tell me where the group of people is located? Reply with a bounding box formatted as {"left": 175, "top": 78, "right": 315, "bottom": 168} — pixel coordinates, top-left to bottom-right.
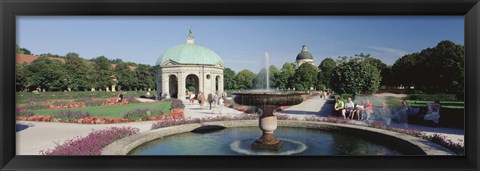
{"left": 188, "top": 91, "right": 227, "bottom": 113}
{"left": 334, "top": 96, "right": 440, "bottom": 127}
{"left": 334, "top": 97, "right": 373, "bottom": 120}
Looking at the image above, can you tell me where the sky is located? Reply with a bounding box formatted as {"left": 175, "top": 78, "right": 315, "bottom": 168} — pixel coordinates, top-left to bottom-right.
{"left": 17, "top": 16, "right": 464, "bottom": 73}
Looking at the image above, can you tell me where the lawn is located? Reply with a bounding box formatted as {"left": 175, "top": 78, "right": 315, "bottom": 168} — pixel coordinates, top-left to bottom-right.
{"left": 32, "top": 101, "right": 172, "bottom": 118}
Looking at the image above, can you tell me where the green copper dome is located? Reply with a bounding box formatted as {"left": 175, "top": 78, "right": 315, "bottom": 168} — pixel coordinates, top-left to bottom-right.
{"left": 156, "top": 43, "right": 223, "bottom": 66}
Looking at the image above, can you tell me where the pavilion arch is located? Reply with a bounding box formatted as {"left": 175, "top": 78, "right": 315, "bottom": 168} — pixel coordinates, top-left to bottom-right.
{"left": 168, "top": 74, "right": 178, "bottom": 98}
{"left": 186, "top": 74, "right": 200, "bottom": 95}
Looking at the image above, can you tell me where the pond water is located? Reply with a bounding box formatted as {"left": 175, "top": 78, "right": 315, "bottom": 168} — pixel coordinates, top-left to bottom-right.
{"left": 129, "top": 127, "right": 403, "bottom": 155}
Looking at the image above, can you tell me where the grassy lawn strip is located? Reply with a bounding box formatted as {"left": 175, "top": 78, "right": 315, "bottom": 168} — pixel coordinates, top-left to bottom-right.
{"left": 33, "top": 101, "right": 172, "bottom": 118}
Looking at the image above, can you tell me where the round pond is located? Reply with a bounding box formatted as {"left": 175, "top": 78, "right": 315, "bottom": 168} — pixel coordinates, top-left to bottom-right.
{"left": 128, "top": 127, "right": 409, "bottom": 155}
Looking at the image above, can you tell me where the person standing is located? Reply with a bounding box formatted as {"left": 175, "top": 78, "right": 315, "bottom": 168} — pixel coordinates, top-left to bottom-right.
{"left": 199, "top": 92, "right": 206, "bottom": 110}
{"left": 189, "top": 92, "right": 196, "bottom": 105}
{"left": 217, "top": 97, "right": 224, "bottom": 115}
{"left": 213, "top": 93, "right": 219, "bottom": 108}
{"left": 207, "top": 93, "right": 214, "bottom": 110}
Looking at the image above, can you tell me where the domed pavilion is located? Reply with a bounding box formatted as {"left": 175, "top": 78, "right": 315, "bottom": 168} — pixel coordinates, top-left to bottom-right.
{"left": 295, "top": 44, "right": 315, "bottom": 68}
{"left": 155, "top": 28, "right": 224, "bottom": 100}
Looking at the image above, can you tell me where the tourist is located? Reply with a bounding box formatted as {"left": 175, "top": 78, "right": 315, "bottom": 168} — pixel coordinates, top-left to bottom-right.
{"left": 378, "top": 101, "right": 392, "bottom": 125}
{"left": 352, "top": 101, "right": 364, "bottom": 121}
{"left": 207, "top": 93, "right": 214, "bottom": 110}
{"left": 189, "top": 92, "right": 196, "bottom": 104}
{"left": 334, "top": 97, "right": 345, "bottom": 119}
{"left": 117, "top": 94, "right": 124, "bottom": 102}
{"left": 217, "top": 97, "right": 224, "bottom": 115}
{"left": 345, "top": 97, "right": 355, "bottom": 119}
{"left": 213, "top": 93, "right": 219, "bottom": 108}
{"left": 424, "top": 100, "right": 441, "bottom": 126}
{"left": 199, "top": 92, "right": 206, "bottom": 110}
{"left": 364, "top": 99, "right": 373, "bottom": 120}
{"left": 392, "top": 100, "right": 412, "bottom": 123}
{"left": 222, "top": 91, "right": 227, "bottom": 101}
{"left": 157, "top": 92, "right": 162, "bottom": 100}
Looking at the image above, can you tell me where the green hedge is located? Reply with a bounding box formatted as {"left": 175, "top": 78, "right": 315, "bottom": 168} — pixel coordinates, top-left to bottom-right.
{"left": 406, "top": 94, "right": 458, "bottom": 101}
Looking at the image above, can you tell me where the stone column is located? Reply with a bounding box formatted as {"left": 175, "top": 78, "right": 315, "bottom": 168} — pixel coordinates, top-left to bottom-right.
{"left": 219, "top": 74, "right": 224, "bottom": 94}
{"left": 178, "top": 73, "right": 186, "bottom": 100}
{"left": 162, "top": 73, "right": 169, "bottom": 96}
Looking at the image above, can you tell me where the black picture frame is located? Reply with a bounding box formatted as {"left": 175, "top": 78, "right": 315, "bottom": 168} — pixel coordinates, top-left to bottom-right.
{"left": 1, "top": 0, "right": 479, "bottom": 170}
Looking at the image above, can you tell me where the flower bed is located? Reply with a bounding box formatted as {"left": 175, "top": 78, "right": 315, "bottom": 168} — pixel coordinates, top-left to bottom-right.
{"left": 16, "top": 107, "right": 185, "bottom": 124}
{"left": 151, "top": 114, "right": 294, "bottom": 130}
{"left": 40, "top": 127, "right": 139, "bottom": 155}
{"left": 48, "top": 102, "right": 86, "bottom": 109}
{"left": 16, "top": 107, "right": 35, "bottom": 117}
{"left": 52, "top": 110, "right": 92, "bottom": 120}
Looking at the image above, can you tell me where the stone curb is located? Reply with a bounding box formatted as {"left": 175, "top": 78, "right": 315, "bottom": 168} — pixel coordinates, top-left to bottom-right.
{"left": 101, "top": 120, "right": 454, "bottom": 155}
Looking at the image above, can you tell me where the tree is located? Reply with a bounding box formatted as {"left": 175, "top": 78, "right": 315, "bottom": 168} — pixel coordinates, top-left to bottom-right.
{"left": 223, "top": 68, "right": 236, "bottom": 90}
{"left": 16, "top": 44, "right": 31, "bottom": 54}
{"left": 38, "top": 53, "right": 65, "bottom": 58}
{"left": 64, "top": 52, "right": 94, "bottom": 91}
{"left": 276, "top": 63, "right": 296, "bottom": 89}
{"left": 234, "top": 69, "right": 256, "bottom": 90}
{"left": 317, "top": 58, "right": 336, "bottom": 89}
{"left": 114, "top": 62, "right": 137, "bottom": 91}
{"left": 16, "top": 63, "right": 31, "bottom": 91}
{"left": 92, "top": 56, "right": 114, "bottom": 90}
{"left": 269, "top": 65, "right": 281, "bottom": 89}
{"left": 293, "top": 63, "right": 318, "bottom": 91}
{"left": 134, "top": 64, "right": 155, "bottom": 91}
{"left": 26, "top": 56, "right": 68, "bottom": 91}
{"left": 330, "top": 57, "right": 381, "bottom": 95}
{"left": 391, "top": 40, "right": 464, "bottom": 93}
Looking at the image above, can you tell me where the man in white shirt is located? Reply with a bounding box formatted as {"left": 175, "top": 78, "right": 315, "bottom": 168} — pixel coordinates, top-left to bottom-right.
{"left": 345, "top": 97, "right": 355, "bottom": 119}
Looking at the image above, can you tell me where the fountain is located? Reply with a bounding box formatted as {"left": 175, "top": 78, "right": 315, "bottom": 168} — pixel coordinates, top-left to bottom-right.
{"left": 233, "top": 92, "right": 303, "bottom": 149}
{"left": 233, "top": 52, "right": 304, "bottom": 150}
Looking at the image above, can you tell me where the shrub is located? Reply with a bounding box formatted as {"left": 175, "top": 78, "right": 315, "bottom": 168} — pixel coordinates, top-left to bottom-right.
{"left": 406, "top": 94, "right": 457, "bottom": 101}
{"left": 170, "top": 99, "right": 185, "bottom": 109}
{"left": 123, "top": 108, "right": 164, "bottom": 120}
{"left": 40, "top": 126, "right": 139, "bottom": 155}
{"left": 52, "top": 110, "right": 92, "bottom": 120}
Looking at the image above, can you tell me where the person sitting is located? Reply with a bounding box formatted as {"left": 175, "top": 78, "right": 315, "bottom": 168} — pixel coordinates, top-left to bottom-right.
{"left": 334, "top": 97, "right": 346, "bottom": 119}
{"left": 392, "top": 100, "right": 412, "bottom": 122}
{"left": 363, "top": 99, "right": 373, "bottom": 120}
{"left": 345, "top": 97, "right": 355, "bottom": 119}
{"left": 352, "top": 101, "right": 364, "bottom": 121}
{"left": 424, "top": 100, "right": 441, "bottom": 126}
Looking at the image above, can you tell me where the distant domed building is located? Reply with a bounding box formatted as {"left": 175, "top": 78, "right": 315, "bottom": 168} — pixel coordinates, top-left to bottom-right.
{"left": 295, "top": 44, "right": 315, "bottom": 68}
{"left": 155, "top": 28, "right": 224, "bottom": 100}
